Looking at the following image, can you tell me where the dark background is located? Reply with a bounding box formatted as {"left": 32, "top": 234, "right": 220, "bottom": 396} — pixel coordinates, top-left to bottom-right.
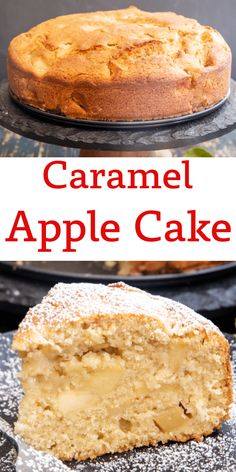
{"left": 0, "top": 0, "right": 235, "bottom": 80}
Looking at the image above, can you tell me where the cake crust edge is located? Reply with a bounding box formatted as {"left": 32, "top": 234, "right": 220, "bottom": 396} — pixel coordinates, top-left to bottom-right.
{"left": 7, "top": 7, "right": 232, "bottom": 121}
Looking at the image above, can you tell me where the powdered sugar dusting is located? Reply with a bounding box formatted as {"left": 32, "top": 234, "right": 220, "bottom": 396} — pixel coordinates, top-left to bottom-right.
{"left": 0, "top": 431, "right": 17, "bottom": 472}
{"left": 14, "top": 282, "right": 220, "bottom": 350}
{"left": 0, "top": 334, "right": 22, "bottom": 424}
{"left": 0, "top": 332, "right": 235, "bottom": 472}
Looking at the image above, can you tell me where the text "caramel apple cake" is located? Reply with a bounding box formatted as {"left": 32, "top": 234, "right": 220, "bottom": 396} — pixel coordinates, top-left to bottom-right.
{"left": 13, "top": 282, "right": 232, "bottom": 461}
{"left": 8, "top": 7, "right": 231, "bottom": 121}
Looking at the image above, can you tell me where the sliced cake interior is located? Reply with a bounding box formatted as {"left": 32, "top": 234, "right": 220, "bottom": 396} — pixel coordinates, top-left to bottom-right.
{"left": 13, "top": 282, "right": 232, "bottom": 461}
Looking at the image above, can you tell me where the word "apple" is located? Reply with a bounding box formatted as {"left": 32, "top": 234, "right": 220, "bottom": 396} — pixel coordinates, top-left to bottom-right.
{"left": 4, "top": 209, "right": 231, "bottom": 253}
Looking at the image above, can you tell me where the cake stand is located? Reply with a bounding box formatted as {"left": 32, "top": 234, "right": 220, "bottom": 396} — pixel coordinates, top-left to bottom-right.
{"left": 1, "top": 79, "right": 236, "bottom": 156}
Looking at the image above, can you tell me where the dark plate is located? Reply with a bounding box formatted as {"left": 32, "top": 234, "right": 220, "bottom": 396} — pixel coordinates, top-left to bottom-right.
{"left": 0, "top": 331, "right": 235, "bottom": 472}
{"left": 0, "top": 261, "right": 236, "bottom": 289}
{"left": 9, "top": 89, "right": 230, "bottom": 130}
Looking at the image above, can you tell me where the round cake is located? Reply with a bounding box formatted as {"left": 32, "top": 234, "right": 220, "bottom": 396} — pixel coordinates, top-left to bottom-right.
{"left": 8, "top": 6, "right": 232, "bottom": 121}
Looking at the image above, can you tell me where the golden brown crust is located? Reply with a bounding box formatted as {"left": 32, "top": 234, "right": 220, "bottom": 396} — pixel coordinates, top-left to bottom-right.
{"left": 13, "top": 281, "right": 230, "bottom": 357}
{"left": 8, "top": 7, "right": 232, "bottom": 121}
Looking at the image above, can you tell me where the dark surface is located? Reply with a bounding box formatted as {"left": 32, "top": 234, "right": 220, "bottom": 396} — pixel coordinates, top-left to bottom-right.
{"left": 1, "top": 124, "right": 236, "bottom": 158}
{"left": 1, "top": 263, "right": 236, "bottom": 333}
{"left": 1, "top": 261, "right": 236, "bottom": 290}
{"left": 0, "top": 0, "right": 236, "bottom": 79}
{"left": 0, "top": 332, "right": 235, "bottom": 472}
{"left": 0, "top": 430, "right": 17, "bottom": 472}
{"left": 1, "top": 80, "right": 236, "bottom": 151}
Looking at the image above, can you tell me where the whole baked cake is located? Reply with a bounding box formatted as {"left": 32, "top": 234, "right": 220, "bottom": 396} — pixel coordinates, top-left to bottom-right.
{"left": 13, "top": 282, "right": 232, "bottom": 461}
{"left": 8, "top": 6, "right": 231, "bottom": 121}
{"left": 108, "top": 261, "right": 223, "bottom": 276}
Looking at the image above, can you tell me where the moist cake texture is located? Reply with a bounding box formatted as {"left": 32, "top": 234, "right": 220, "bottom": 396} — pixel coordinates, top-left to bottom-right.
{"left": 13, "top": 282, "right": 232, "bottom": 461}
{"left": 8, "top": 6, "right": 231, "bottom": 121}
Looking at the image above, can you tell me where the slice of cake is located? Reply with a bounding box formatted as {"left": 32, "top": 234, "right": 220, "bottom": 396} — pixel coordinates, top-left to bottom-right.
{"left": 13, "top": 282, "right": 232, "bottom": 461}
